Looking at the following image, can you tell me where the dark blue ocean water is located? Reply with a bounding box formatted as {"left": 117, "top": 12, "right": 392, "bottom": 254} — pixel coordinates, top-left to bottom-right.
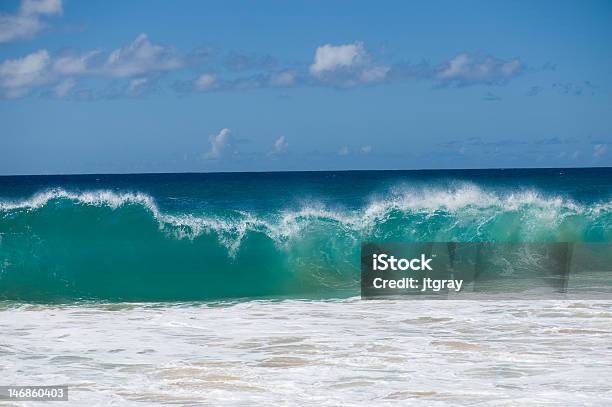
{"left": 1, "top": 168, "right": 611, "bottom": 210}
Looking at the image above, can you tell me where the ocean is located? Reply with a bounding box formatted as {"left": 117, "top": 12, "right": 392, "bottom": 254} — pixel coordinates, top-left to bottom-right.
{"left": 1, "top": 168, "right": 611, "bottom": 405}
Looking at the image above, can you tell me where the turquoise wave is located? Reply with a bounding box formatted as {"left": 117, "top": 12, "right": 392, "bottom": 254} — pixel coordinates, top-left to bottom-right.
{"left": 1, "top": 187, "right": 610, "bottom": 301}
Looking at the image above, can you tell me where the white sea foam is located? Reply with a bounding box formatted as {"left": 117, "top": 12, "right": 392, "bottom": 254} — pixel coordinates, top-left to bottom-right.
{"left": 1, "top": 186, "right": 610, "bottom": 253}
{"left": 0, "top": 188, "right": 158, "bottom": 212}
{"left": 1, "top": 299, "right": 611, "bottom": 406}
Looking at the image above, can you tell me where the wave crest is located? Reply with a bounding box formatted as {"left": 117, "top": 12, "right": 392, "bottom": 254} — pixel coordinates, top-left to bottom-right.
{"left": 1, "top": 185, "right": 611, "bottom": 252}
{"left": 1, "top": 185, "right": 611, "bottom": 301}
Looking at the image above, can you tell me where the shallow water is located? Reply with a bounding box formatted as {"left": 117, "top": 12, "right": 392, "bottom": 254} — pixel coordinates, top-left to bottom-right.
{"left": 1, "top": 299, "right": 611, "bottom": 406}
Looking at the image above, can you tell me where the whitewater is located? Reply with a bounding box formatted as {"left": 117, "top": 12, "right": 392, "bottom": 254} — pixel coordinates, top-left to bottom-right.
{"left": 2, "top": 299, "right": 611, "bottom": 406}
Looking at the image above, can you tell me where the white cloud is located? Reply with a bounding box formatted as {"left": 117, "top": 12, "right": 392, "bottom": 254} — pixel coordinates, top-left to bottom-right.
{"left": 308, "top": 42, "right": 390, "bottom": 87}
{"left": 52, "top": 77, "right": 75, "bottom": 97}
{"left": 268, "top": 136, "right": 288, "bottom": 156}
{"left": 310, "top": 42, "right": 367, "bottom": 76}
{"left": 336, "top": 145, "right": 371, "bottom": 156}
{"left": 52, "top": 51, "right": 99, "bottom": 75}
{"left": 186, "top": 70, "right": 298, "bottom": 93}
{"left": 0, "top": 48, "right": 100, "bottom": 97}
{"left": 593, "top": 144, "right": 608, "bottom": 158}
{"left": 437, "top": 53, "right": 522, "bottom": 84}
{"left": 0, "top": 0, "right": 62, "bottom": 43}
{"left": 126, "top": 77, "right": 149, "bottom": 96}
{"left": 194, "top": 73, "right": 216, "bottom": 91}
{"left": 205, "top": 128, "right": 231, "bottom": 159}
{"left": 21, "top": 0, "right": 62, "bottom": 16}
{"left": 0, "top": 33, "right": 184, "bottom": 98}
{"left": 104, "top": 33, "right": 182, "bottom": 77}
{"left": 0, "top": 49, "right": 50, "bottom": 96}
{"left": 0, "top": 30, "right": 529, "bottom": 98}
{"left": 269, "top": 71, "right": 296, "bottom": 87}
{"left": 0, "top": 48, "right": 93, "bottom": 98}
{"left": 0, "top": 14, "right": 43, "bottom": 43}
{"left": 359, "top": 66, "right": 389, "bottom": 83}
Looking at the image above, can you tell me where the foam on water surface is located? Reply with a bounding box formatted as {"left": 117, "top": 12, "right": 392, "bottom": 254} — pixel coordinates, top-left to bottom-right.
{"left": 1, "top": 299, "right": 611, "bottom": 406}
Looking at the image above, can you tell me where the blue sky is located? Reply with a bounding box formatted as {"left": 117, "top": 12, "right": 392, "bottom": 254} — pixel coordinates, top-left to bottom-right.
{"left": 0, "top": 0, "right": 610, "bottom": 174}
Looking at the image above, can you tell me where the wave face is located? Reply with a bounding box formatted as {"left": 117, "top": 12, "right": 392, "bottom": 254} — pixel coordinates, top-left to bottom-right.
{"left": 1, "top": 170, "right": 611, "bottom": 301}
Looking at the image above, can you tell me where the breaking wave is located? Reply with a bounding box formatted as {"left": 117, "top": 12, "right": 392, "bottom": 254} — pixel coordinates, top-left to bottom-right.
{"left": 0, "top": 185, "right": 610, "bottom": 301}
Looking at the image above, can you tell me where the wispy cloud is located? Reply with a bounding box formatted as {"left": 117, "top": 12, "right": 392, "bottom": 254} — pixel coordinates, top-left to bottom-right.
{"left": 0, "top": 16, "right": 532, "bottom": 99}
{"left": 0, "top": 0, "right": 62, "bottom": 43}
{"left": 333, "top": 145, "right": 374, "bottom": 156}
{"left": 0, "top": 49, "right": 51, "bottom": 98}
{"left": 0, "top": 33, "right": 184, "bottom": 98}
{"left": 125, "top": 77, "right": 151, "bottom": 96}
{"left": 193, "top": 73, "right": 217, "bottom": 91}
{"left": 177, "top": 70, "right": 299, "bottom": 93}
{"left": 181, "top": 41, "right": 391, "bottom": 92}
{"left": 593, "top": 144, "right": 608, "bottom": 158}
{"left": 205, "top": 128, "right": 232, "bottom": 159}
{"left": 338, "top": 146, "right": 350, "bottom": 156}
{"left": 21, "top": 0, "right": 62, "bottom": 15}
{"left": 224, "top": 52, "right": 277, "bottom": 72}
{"left": 552, "top": 81, "right": 595, "bottom": 96}
{"left": 483, "top": 91, "right": 501, "bottom": 101}
{"left": 526, "top": 82, "right": 596, "bottom": 98}
{"left": 439, "top": 136, "right": 610, "bottom": 164}
{"left": 436, "top": 53, "right": 522, "bottom": 86}
{"left": 268, "top": 136, "right": 288, "bottom": 156}
{"left": 526, "top": 85, "right": 543, "bottom": 96}
{"left": 102, "top": 33, "right": 182, "bottom": 78}
{"left": 268, "top": 71, "right": 297, "bottom": 87}
{"left": 52, "top": 50, "right": 100, "bottom": 75}
{"left": 51, "top": 77, "right": 75, "bottom": 98}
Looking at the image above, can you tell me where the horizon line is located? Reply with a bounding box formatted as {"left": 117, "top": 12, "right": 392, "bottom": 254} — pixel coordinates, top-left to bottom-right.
{"left": 0, "top": 165, "right": 610, "bottom": 178}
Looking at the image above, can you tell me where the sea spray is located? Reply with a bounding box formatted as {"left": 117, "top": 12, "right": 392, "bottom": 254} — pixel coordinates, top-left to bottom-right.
{"left": 1, "top": 171, "right": 610, "bottom": 301}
